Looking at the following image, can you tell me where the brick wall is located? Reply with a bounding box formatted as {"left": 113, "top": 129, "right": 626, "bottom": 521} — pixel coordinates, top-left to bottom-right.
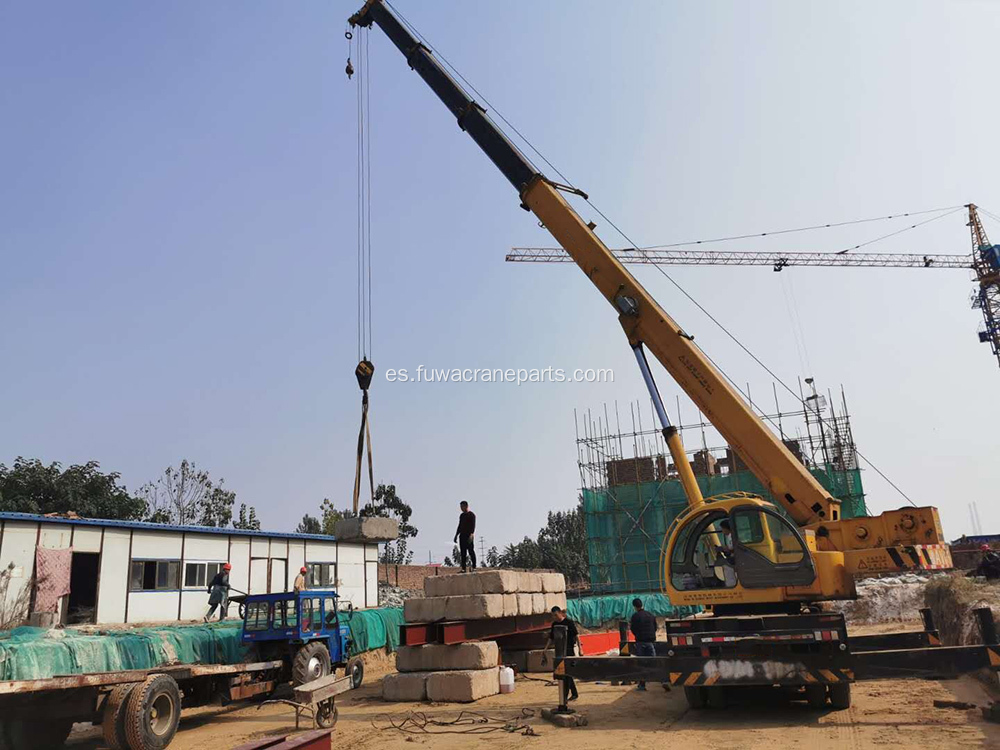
{"left": 379, "top": 564, "right": 461, "bottom": 591}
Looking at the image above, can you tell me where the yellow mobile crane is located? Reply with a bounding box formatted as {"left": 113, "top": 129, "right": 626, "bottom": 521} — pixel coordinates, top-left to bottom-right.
{"left": 349, "top": 0, "right": 1000, "bottom": 710}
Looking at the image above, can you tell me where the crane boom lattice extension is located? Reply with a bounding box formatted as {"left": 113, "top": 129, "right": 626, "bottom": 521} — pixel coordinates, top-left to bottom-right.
{"left": 968, "top": 204, "right": 1000, "bottom": 369}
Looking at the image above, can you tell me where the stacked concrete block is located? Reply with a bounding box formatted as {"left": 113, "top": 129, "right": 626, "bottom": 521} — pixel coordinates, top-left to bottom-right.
{"left": 445, "top": 594, "right": 505, "bottom": 621}
{"left": 503, "top": 593, "right": 518, "bottom": 617}
{"left": 404, "top": 569, "right": 566, "bottom": 623}
{"left": 382, "top": 671, "right": 433, "bottom": 701}
{"left": 426, "top": 668, "right": 501, "bottom": 703}
{"left": 505, "top": 648, "right": 555, "bottom": 674}
{"left": 397, "top": 642, "right": 498, "bottom": 672}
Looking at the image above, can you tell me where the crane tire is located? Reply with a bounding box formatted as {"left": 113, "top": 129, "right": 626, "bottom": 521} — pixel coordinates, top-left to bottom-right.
{"left": 124, "top": 674, "right": 181, "bottom": 750}
{"left": 103, "top": 683, "right": 138, "bottom": 750}
{"left": 828, "top": 683, "right": 851, "bottom": 710}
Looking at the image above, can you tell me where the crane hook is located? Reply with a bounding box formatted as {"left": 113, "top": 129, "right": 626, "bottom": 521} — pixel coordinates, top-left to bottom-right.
{"left": 346, "top": 58, "right": 354, "bottom": 79}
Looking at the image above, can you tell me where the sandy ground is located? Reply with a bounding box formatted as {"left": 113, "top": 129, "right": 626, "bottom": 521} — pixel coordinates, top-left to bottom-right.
{"left": 66, "top": 626, "right": 1000, "bottom": 750}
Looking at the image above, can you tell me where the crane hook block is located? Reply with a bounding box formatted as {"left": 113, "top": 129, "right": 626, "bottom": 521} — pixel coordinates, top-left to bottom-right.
{"left": 356, "top": 359, "right": 375, "bottom": 391}
{"left": 346, "top": 58, "right": 354, "bottom": 79}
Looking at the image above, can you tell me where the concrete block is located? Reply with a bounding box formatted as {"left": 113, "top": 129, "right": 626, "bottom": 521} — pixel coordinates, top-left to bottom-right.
{"left": 397, "top": 642, "right": 499, "bottom": 672}
{"left": 382, "top": 672, "right": 430, "bottom": 701}
{"left": 545, "top": 592, "right": 568, "bottom": 612}
{"left": 502, "top": 593, "right": 518, "bottom": 617}
{"left": 444, "top": 594, "right": 504, "bottom": 621}
{"left": 505, "top": 649, "right": 555, "bottom": 673}
{"left": 540, "top": 572, "right": 566, "bottom": 593}
{"left": 532, "top": 593, "right": 546, "bottom": 614}
{"left": 516, "top": 592, "right": 535, "bottom": 615}
{"left": 473, "top": 570, "right": 520, "bottom": 594}
{"left": 403, "top": 597, "right": 447, "bottom": 623}
{"left": 423, "top": 574, "right": 455, "bottom": 598}
{"left": 426, "top": 668, "right": 500, "bottom": 703}
{"left": 541, "top": 708, "right": 588, "bottom": 727}
{"left": 333, "top": 516, "right": 399, "bottom": 542}
{"left": 517, "top": 572, "right": 542, "bottom": 592}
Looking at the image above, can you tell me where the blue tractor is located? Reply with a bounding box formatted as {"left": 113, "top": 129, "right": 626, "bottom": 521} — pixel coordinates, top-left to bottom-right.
{"left": 239, "top": 590, "right": 365, "bottom": 688}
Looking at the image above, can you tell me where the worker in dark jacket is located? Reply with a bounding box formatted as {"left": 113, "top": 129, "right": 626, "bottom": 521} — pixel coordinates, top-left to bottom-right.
{"left": 454, "top": 501, "right": 477, "bottom": 572}
{"left": 970, "top": 544, "right": 1000, "bottom": 580}
{"left": 545, "top": 606, "right": 580, "bottom": 701}
{"left": 630, "top": 597, "right": 658, "bottom": 690}
{"left": 204, "top": 563, "right": 232, "bottom": 622}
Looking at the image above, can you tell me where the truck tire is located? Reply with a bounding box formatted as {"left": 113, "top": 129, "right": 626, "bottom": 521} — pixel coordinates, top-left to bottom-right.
{"left": 828, "top": 683, "right": 851, "bottom": 710}
{"left": 705, "top": 686, "right": 727, "bottom": 709}
{"left": 804, "top": 685, "right": 827, "bottom": 709}
{"left": 347, "top": 656, "right": 365, "bottom": 689}
{"left": 124, "top": 674, "right": 181, "bottom": 750}
{"left": 4, "top": 718, "right": 73, "bottom": 749}
{"left": 292, "top": 642, "right": 331, "bottom": 685}
{"left": 103, "top": 683, "right": 138, "bottom": 750}
{"left": 683, "top": 686, "right": 706, "bottom": 709}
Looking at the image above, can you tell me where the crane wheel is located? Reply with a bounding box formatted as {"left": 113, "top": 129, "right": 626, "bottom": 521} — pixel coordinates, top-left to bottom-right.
{"left": 124, "top": 674, "right": 181, "bottom": 750}
{"left": 102, "top": 683, "right": 139, "bottom": 750}
{"left": 292, "top": 642, "right": 331, "bottom": 686}
{"left": 683, "top": 686, "right": 706, "bottom": 709}
{"left": 804, "top": 685, "right": 827, "bottom": 709}
{"left": 828, "top": 683, "right": 851, "bottom": 710}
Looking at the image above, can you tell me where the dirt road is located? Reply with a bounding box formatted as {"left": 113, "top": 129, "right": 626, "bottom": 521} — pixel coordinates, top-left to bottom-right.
{"left": 67, "top": 662, "right": 1000, "bottom": 750}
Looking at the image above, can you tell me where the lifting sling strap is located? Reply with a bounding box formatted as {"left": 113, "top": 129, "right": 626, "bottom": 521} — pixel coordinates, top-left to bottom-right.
{"left": 352, "top": 359, "right": 375, "bottom": 514}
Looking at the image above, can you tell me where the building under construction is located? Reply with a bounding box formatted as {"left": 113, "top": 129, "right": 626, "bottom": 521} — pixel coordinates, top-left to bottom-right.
{"left": 577, "top": 379, "right": 867, "bottom": 595}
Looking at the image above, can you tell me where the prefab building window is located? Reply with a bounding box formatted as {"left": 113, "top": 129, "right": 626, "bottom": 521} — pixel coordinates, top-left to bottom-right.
{"left": 130, "top": 560, "right": 180, "bottom": 591}
{"left": 184, "top": 562, "right": 223, "bottom": 588}
{"left": 306, "top": 563, "right": 336, "bottom": 589}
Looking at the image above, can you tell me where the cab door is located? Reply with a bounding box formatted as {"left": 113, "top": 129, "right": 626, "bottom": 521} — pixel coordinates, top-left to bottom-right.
{"left": 729, "top": 505, "right": 816, "bottom": 588}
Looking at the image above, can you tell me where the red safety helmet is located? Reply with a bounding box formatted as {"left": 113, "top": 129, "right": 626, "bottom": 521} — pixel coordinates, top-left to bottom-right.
{"left": 301, "top": 566, "right": 308, "bottom": 574}
{"left": 223, "top": 563, "right": 232, "bottom": 571}
{"left": 982, "top": 544, "right": 992, "bottom": 552}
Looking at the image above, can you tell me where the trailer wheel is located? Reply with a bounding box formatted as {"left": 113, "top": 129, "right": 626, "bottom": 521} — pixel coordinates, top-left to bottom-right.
{"left": 124, "top": 674, "right": 181, "bottom": 750}
{"left": 804, "top": 685, "right": 827, "bottom": 709}
{"left": 828, "top": 683, "right": 851, "bottom": 710}
{"left": 683, "top": 686, "right": 706, "bottom": 709}
{"left": 4, "top": 718, "right": 73, "bottom": 749}
{"left": 103, "top": 683, "right": 139, "bottom": 750}
{"left": 292, "top": 642, "right": 331, "bottom": 685}
{"left": 347, "top": 656, "right": 365, "bottom": 688}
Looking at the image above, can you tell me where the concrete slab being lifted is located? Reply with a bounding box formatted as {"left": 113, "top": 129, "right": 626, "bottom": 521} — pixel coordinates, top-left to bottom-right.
{"left": 333, "top": 516, "right": 399, "bottom": 542}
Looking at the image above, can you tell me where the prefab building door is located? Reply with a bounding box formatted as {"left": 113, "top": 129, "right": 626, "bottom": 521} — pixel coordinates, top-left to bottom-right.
{"left": 249, "top": 558, "right": 269, "bottom": 594}
{"left": 270, "top": 559, "right": 287, "bottom": 594}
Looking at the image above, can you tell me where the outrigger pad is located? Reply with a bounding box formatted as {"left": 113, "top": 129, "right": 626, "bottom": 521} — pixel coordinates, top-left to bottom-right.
{"left": 334, "top": 517, "right": 399, "bottom": 542}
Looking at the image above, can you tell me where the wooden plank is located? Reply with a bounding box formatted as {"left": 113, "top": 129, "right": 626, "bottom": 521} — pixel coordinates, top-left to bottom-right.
{"left": 293, "top": 674, "right": 352, "bottom": 704}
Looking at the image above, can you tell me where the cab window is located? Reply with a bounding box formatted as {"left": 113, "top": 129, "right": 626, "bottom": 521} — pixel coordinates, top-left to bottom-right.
{"left": 323, "top": 598, "right": 338, "bottom": 627}
{"left": 245, "top": 602, "right": 270, "bottom": 631}
{"left": 274, "top": 599, "right": 297, "bottom": 628}
{"left": 301, "top": 597, "right": 322, "bottom": 631}
{"left": 669, "top": 510, "right": 738, "bottom": 591}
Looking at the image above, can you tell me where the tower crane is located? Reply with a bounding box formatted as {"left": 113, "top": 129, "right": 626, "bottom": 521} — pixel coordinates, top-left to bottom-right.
{"left": 507, "top": 204, "right": 1000, "bottom": 370}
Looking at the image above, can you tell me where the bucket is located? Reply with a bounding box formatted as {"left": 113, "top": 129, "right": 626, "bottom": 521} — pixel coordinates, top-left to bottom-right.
{"left": 499, "top": 666, "right": 515, "bottom": 694}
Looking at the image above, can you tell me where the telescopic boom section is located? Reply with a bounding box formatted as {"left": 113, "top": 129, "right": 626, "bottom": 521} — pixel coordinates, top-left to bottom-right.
{"left": 349, "top": 0, "right": 838, "bottom": 526}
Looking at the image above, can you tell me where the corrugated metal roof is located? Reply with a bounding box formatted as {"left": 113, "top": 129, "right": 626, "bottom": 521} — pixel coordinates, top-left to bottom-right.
{"left": 0, "top": 511, "right": 346, "bottom": 543}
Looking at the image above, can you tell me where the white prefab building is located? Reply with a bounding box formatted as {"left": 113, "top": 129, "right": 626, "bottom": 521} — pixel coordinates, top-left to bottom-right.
{"left": 0, "top": 512, "right": 381, "bottom": 626}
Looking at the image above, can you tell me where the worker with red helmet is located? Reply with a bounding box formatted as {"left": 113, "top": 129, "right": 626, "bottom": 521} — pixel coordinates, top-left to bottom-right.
{"left": 294, "top": 565, "right": 308, "bottom": 593}
{"left": 204, "top": 563, "right": 233, "bottom": 622}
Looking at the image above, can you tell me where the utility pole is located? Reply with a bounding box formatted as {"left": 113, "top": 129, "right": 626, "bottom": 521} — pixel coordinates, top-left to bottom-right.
{"left": 479, "top": 536, "right": 486, "bottom": 566}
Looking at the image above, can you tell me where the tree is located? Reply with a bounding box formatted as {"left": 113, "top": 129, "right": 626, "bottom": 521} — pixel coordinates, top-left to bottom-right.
{"left": 535, "top": 497, "right": 589, "bottom": 584}
{"left": 498, "top": 537, "right": 543, "bottom": 570}
{"left": 485, "top": 546, "right": 500, "bottom": 568}
{"left": 141, "top": 460, "right": 257, "bottom": 530}
{"left": 319, "top": 498, "right": 349, "bottom": 536}
{"left": 296, "top": 514, "right": 322, "bottom": 534}
{"left": 0, "top": 457, "right": 145, "bottom": 520}
{"left": 360, "top": 483, "right": 417, "bottom": 565}
{"left": 443, "top": 544, "right": 461, "bottom": 567}
{"left": 234, "top": 504, "right": 261, "bottom": 531}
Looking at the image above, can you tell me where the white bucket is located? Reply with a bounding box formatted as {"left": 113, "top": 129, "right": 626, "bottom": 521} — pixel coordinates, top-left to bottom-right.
{"left": 499, "top": 666, "right": 515, "bottom": 694}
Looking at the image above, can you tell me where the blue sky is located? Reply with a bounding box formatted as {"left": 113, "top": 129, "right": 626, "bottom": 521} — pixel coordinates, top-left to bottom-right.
{"left": 3, "top": 1, "right": 999, "bottom": 562}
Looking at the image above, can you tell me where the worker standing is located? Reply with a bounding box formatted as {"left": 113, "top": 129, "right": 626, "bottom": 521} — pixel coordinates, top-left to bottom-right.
{"left": 545, "top": 606, "right": 580, "bottom": 701}
{"left": 294, "top": 566, "right": 308, "bottom": 592}
{"left": 629, "top": 597, "right": 658, "bottom": 691}
{"left": 453, "top": 501, "right": 477, "bottom": 572}
{"left": 204, "top": 563, "right": 232, "bottom": 622}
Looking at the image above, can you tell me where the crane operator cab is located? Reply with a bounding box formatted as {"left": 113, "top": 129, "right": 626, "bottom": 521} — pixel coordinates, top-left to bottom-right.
{"left": 663, "top": 493, "right": 852, "bottom": 612}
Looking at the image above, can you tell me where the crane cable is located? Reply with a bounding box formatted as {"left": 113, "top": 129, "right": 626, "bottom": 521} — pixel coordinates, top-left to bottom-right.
{"left": 349, "top": 27, "right": 375, "bottom": 514}
{"left": 386, "top": 3, "right": 918, "bottom": 508}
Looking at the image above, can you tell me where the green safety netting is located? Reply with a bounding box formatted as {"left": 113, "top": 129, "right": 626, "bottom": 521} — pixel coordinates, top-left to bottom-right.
{"left": 346, "top": 607, "right": 404, "bottom": 656}
{"left": 566, "top": 594, "right": 699, "bottom": 629}
{"left": 583, "top": 466, "right": 866, "bottom": 594}
{"left": 0, "top": 621, "right": 248, "bottom": 682}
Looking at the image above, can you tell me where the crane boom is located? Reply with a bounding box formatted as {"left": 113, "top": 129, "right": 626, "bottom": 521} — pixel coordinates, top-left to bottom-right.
{"left": 506, "top": 247, "right": 972, "bottom": 269}
{"left": 349, "top": 0, "right": 838, "bottom": 526}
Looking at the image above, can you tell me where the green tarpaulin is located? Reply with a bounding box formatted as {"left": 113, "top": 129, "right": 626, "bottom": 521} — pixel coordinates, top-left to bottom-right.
{"left": 346, "top": 607, "right": 404, "bottom": 656}
{"left": 566, "top": 594, "right": 699, "bottom": 628}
